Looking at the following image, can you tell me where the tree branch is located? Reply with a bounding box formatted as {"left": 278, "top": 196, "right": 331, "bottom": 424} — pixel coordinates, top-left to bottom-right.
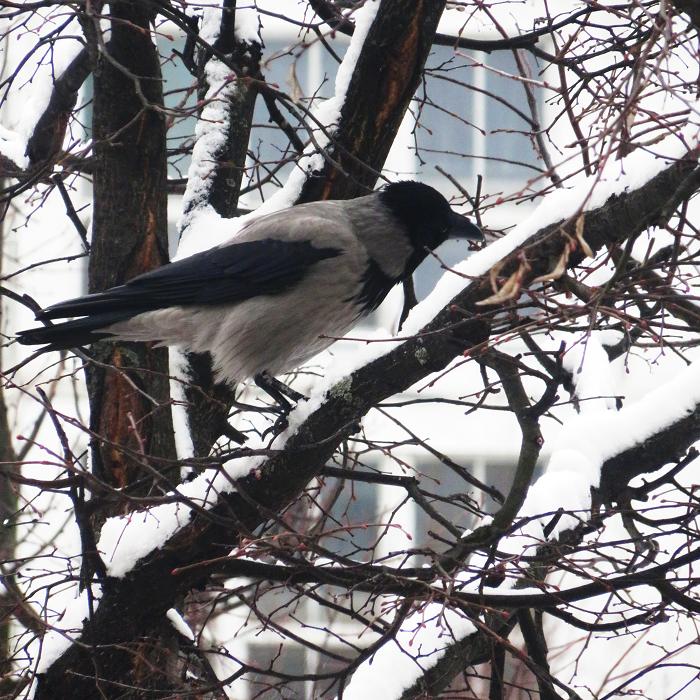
{"left": 33, "top": 142, "right": 700, "bottom": 698}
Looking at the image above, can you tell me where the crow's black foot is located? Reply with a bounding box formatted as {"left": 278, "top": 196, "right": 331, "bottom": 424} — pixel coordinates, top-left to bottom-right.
{"left": 262, "top": 413, "right": 290, "bottom": 440}
{"left": 254, "top": 372, "right": 307, "bottom": 440}
{"left": 254, "top": 372, "right": 306, "bottom": 413}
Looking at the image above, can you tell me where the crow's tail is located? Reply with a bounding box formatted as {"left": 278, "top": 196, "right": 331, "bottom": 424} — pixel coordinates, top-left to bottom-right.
{"left": 16, "top": 311, "right": 133, "bottom": 350}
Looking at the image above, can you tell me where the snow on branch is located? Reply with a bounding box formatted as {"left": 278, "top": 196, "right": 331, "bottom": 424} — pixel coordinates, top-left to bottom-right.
{"left": 178, "top": 1, "right": 262, "bottom": 235}
{"left": 473, "top": 352, "right": 700, "bottom": 564}
{"left": 341, "top": 602, "right": 477, "bottom": 700}
{"left": 0, "top": 11, "right": 86, "bottom": 170}
{"left": 176, "top": 0, "right": 381, "bottom": 258}
{"left": 37, "top": 139, "right": 689, "bottom": 687}
{"left": 28, "top": 6, "right": 700, "bottom": 690}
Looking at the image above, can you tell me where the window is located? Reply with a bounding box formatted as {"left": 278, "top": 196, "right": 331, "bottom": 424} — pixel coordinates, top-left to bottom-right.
{"left": 412, "top": 457, "right": 545, "bottom": 560}
{"left": 415, "top": 47, "right": 477, "bottom": 180}
{"left": 315, "top": 476, "right": 379, "bottom": 562}
{"left": 483, "top": 51, "right": 541, "bottom": 181}
{"left": 244, "top": 641, "right": 347, "bottom": 700}
{"left": 412, "top": 458, "right": 485, "bottom": 557}
{"left": 160, "top": 36, "right": 197, "bottom": 179}
{"left": 416, "top": 46, "right": 543, "bottom": 190}
{"left": 247, "top": 642, "right": 308, "bottom": 699}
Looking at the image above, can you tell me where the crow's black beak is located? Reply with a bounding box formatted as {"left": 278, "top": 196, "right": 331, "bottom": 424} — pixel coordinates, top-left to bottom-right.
{"left": 447, "top": 210, "right": 483, "bottom": 241}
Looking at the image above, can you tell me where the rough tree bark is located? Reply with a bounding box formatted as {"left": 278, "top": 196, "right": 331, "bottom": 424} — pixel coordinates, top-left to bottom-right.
{"left": 80, "top": 5, "right": 179, "bottom": 695}
{"left": 87, "top": 2, "right": 175, "bottom": 508}
{"left": 3, "top": 2, "right": 698, "bottom": 698}
{"left": 34, "top": 1, "right": 452, "bottom": 696}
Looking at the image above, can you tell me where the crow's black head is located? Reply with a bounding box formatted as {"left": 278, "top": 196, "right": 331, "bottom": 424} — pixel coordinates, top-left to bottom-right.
{"left": 379, "top": 181, "right": 483, "bottom": 256}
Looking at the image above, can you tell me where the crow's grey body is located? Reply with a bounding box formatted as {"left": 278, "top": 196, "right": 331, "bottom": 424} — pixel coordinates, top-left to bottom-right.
{"left": 106, "top": 199, "right": 408, "bottom": 381}
{"left": 17, "top": 182, "right": 482, "bottom": 386}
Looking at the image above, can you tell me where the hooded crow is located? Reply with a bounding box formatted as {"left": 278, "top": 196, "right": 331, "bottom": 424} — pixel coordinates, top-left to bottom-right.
{"left": 17, "top": 181, "right": 482, "bottom": 401}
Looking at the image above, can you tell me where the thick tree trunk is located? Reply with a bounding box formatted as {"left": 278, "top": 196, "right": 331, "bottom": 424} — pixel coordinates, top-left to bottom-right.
{"left": 88, "top": 2, "right": 176, "bottom": 507}
{"left": 79, "top": 6, "right": 180, "bottom": 696}
{"left": 298, "top": 0, "right": 446, "bottom": 202}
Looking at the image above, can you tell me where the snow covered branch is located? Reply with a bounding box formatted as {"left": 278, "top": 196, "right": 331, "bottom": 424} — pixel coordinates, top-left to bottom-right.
{"left": 33, "top": 136, "right": 700, "bottom": 697}
{"left": 178, "top": 3, "right": 262, "bottom": 233}
{"left": 0, "top": 13, "right": 87, "bottom": 174}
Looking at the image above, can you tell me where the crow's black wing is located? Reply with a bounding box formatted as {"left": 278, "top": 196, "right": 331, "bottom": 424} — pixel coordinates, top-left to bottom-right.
{"left": 38, "top": 239, "right": 342, "bottom": 320}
